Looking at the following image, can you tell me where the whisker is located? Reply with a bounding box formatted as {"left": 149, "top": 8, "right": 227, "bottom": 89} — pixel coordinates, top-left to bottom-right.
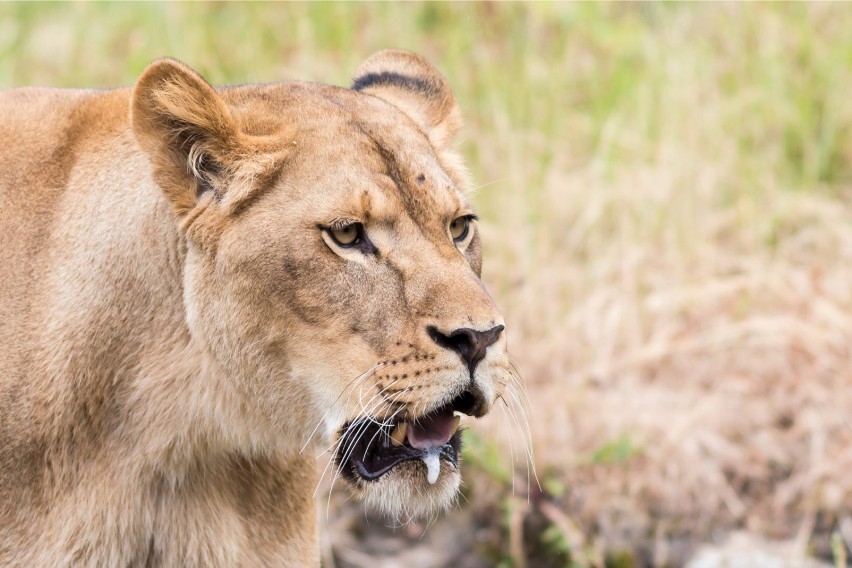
{"left": 338, "top": 400, "right": 397, "bottom": 470}
{"left": 325, "top": 462, "right": 342, "bottom": 524}
{"left": 313, "top": 382, "right": 400, "bottom": 498}
{"left": 497, "top": 381, "right": 533, "bottom": 491}
{"left": 314, "top": 378, "right": 401, "bottom": 459}
{"left": 303, "top": 348, "right": 419, "bottom": 455}
{"left": 497, "top": 395, "right": 518, "bottom": 495}
{"left": 362, "top": 405, "right": 405, "bottom": 461}
{"left": 325, "top": 399, "right": 403, "bottom": 519}
{"left": 506, "top": 358, "right": 536, "bottom": 418}
{"left": 501, "top": 380, "right": 536, "bottom": 463}
{"left": 327, "top": 392, "right": 397, "bottom": 474}
{"left": 499, "top": 361, "right": 538, "bottom": 469}
{"left": 300, "top": 362, "right": 382, "bottom": 454}
{"left": 333, "top": 386, "right": 404, "bottom": 478}
{"left": 502, "top": 382, "right": 541, "bottom": 492}
{"left": 464, "top": 177, "right": 504, "bottom": 197}
{"left": 499, "top": 392, "right": 530, "bottom": 495}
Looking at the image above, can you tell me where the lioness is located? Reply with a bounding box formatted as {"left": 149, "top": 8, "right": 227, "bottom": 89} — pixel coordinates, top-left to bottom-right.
{"left": 0, "top": 51, "right": 514, "bottom": 566}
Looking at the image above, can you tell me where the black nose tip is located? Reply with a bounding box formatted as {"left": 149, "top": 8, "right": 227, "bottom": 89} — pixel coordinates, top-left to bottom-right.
{"left": 428, "top": 324, "right": 504, "bottom": 374}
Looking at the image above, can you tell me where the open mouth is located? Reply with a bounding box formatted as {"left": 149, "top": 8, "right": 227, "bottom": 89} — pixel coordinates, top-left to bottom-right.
{"left": 336, "top": 392, "right": 478, "bottom": 484}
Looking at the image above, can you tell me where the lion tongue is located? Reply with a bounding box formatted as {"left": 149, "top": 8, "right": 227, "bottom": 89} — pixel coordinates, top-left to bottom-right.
{"left": 406, "top": 405, "right": 456, "bottom": 450}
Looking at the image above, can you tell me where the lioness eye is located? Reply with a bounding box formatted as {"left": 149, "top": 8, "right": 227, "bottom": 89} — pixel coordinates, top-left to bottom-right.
{"left": 329, "top": 223, "right": 362, "bottom": 247}
{"left": 450, "top": 216, "right": 471, "bottom": 242}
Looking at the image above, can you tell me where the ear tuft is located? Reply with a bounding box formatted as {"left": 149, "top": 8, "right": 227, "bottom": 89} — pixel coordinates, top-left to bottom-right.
{"left": 131, "top": 58, "right": 237, "bottom": 215}
{"left": 352, "top": 50, "right": 462, "bottom": 151}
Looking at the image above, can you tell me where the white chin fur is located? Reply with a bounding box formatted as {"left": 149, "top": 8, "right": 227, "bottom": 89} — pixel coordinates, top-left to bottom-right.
{"left": 354, "top": 459, "right": 461, "bottom": 522}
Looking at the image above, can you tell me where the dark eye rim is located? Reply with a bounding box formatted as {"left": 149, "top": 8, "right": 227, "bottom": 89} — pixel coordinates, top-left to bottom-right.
{"left": 326, "top": 222, "right": 364, "bottom": 247}
{"left": 451, "top": 214, "right": 477, "bottom": 243}
{"left": 319, "top": 222, "right": 378, "bottom": 255}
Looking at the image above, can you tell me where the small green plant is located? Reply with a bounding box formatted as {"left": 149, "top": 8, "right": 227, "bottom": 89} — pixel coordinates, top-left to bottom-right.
{"left": 462, "top": 428, "right": 515, "bottom": 486}
{"left": 589, "top": 433, "right": 641, "bottom": 465}
{"left": 832, "top": 531, "right": 848, "bottom": 568}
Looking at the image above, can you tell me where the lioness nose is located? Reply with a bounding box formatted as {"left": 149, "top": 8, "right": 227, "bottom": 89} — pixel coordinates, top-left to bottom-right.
{"left": 428, "top": 325, "right": 504, "bottom": 374}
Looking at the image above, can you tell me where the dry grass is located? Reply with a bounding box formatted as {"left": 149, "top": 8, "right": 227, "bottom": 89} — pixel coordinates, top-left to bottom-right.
{"left": 3, "top": 2, "right": 852, "bottom": 565}
{"left": 472, "top": 4, "right": 852, "bottom": 564}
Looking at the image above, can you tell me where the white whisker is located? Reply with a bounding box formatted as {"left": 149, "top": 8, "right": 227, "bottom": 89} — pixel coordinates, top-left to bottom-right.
{"left": 362, "top": 405, "right": 405, "bottom": 461}
{"left": 313, "top": 380, "right": 399, "bottom": 498}
{"left": 497, "top": 395, "right": 518, "bottom": 495}
{"left": 300, "top": 362, "right": 382, "bottom": 454}
{"left": 501, "top": 381, "right": 541, "bottom": 492}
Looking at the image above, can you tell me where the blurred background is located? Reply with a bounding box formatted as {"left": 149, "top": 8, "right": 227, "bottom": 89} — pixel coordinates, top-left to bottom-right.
{"left": 3, "top": 3, "right": 852, "bottom": 567}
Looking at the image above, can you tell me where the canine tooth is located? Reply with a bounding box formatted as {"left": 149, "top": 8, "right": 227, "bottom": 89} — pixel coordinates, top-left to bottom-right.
{"left": 390, "top": 422, "right": 408, "bottom": 446}
{"left": 450, "top": 415, "right": 461, "bottom": 436}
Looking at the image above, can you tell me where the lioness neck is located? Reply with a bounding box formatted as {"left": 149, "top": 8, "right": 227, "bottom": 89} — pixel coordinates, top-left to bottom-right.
{"left": 0, "top": 88, "right": 318, "bottom": 566}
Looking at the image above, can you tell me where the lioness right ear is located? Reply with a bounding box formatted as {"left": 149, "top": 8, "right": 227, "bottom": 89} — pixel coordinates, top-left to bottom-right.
{"left": 351, "top": 50, "right": 462, "bottom": 152}
{"left": 131, "top": 59, "right": 238, "bottom": 217}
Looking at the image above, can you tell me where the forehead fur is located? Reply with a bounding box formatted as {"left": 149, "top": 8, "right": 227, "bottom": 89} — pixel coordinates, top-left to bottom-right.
{"left": 221, "top": 82, "right": 467, "bottom": 227}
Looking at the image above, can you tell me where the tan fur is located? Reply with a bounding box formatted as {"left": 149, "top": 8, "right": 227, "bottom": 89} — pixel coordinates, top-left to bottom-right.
{"left": 0, "top": 51, "right": 510, "bottom": 566}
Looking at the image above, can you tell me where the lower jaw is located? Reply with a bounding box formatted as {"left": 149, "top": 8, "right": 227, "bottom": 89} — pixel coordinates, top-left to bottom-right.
{"left": 336, "top": 425, "right": 462, "bottom": 484}
{"left": 353, "top": 442, "right": 458, "bottom": 483}
{"left": 356, "top": 461, "right": 462, "bottom": 520}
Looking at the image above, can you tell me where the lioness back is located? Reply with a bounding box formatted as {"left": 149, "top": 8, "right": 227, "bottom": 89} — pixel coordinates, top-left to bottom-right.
{"left": 0, "top": 88, "right": 127, "bottom": 374}
{"left": 0, "top": 53, "right": 516, "bottom": 567}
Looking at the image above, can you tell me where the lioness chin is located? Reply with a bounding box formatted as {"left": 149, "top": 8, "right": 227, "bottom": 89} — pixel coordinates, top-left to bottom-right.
{"left": 0, "top": 51, "right": 514, "bottom": 566}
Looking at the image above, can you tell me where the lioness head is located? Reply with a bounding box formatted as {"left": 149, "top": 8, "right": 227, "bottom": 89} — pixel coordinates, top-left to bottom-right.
{"left": 131, "top": 51, "right": 513, "bottom": 519}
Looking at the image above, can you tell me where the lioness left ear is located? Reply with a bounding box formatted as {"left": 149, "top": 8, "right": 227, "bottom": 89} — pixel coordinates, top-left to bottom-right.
{"left": 132, "top": 59, "right": 244, "bottom": 217}
{"left": 351, "top": 50, "right": 462, "bottom": 152}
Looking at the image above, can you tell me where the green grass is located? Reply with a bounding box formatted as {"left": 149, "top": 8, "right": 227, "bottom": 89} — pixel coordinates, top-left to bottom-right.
{"left": 4, "top": 2, "right": 852, "bottom": 565}
{"left": 3, "top": 3, "right": 850, "bottom": 191}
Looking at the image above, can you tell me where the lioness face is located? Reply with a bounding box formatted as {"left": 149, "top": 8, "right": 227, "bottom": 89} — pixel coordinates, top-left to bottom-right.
{"left": 132, "top": 51, "right": 512, "bottom": 519}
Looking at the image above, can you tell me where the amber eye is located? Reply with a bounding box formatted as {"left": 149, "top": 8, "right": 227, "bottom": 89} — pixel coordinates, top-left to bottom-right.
{"left": 328, "top": 223, "right": 363, "bottom": 247}
{"left": 450, "top": 216, "right": 471, "bottom": 243}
